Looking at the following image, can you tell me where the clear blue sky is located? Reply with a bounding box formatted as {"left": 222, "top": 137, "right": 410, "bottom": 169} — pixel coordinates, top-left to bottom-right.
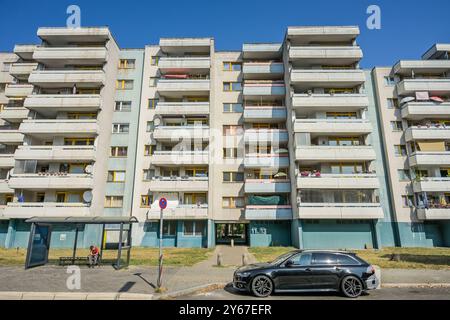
{"left": 0, "top": 0, "right": 449, "bottom": 68}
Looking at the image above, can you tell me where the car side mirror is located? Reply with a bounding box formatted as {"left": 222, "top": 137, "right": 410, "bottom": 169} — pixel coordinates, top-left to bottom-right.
{"left": 285, "top": 260, "right": 294, "bottom": 267}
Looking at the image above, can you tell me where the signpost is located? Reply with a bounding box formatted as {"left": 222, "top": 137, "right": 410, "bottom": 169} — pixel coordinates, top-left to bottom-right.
{"left": 157, "top": 197, "right": 167, "bottom": 289}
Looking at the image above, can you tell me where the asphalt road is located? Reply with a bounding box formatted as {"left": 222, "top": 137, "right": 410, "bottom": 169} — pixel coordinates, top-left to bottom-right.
{"left": 176, "top": 285, "right": 450, "bottom": 300}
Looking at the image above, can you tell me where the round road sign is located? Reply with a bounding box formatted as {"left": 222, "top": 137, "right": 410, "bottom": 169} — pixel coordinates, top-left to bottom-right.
{"left": 159, "top": 197, "right": 168, "bottom": 210}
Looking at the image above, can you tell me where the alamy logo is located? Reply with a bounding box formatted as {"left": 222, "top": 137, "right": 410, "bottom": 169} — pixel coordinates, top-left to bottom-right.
{"left": 66, "top": 266, "right": 81, "bottom": 290}
{"left": 66, "top": 5, "right": 81, "bottom": 29}
{"left": 366, "top": 5, "right": 381, "bottom": 30}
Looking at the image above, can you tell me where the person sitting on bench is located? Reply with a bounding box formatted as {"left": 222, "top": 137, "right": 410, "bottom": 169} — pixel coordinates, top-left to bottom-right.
{"left": 88, "top": 245, "right": 100, "bottom": 267}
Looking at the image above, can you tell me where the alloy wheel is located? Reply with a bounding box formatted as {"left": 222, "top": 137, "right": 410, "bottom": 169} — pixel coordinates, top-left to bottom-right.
{"left": 342, "top": 276, "right": 363, "bottom": 298}
{"left": 251, "top": 275, "right": 273, "bottom": 297}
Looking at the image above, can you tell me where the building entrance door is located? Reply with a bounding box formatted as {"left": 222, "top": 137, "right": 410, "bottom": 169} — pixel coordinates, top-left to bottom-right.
{"left": 216, "top": 223, "right": 248, "bottom": 245}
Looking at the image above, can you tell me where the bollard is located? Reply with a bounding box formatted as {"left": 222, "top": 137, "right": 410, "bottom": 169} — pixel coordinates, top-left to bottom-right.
{"left": 231, "top": 239, "right": 234, "bottom": 247}
{"left": 242, "top": 254, "right": 248, "bottom": 266}
{"left": 217, "top": 253, "right": 223, "bottom": 267}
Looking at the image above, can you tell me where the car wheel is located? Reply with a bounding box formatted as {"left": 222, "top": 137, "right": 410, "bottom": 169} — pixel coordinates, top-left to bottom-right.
{"left": 341, "top": 275, "right": 363, "bottom": 298}
{"left": 251, "top": 275, "right": 273, "bottom": 298}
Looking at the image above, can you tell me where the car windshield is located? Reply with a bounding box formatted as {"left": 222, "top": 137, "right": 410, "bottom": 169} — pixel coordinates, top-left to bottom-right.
{"left": 270, "top": 252, "right": 296, "bottom": 265}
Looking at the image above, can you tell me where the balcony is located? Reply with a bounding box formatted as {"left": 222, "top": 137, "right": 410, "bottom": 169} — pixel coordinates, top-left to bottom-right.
{"left": 417, "top": 208, "right": 450, "bottom": 220}
{"left": 148, "top": 177, "right": 208, "bottom": 192}
{"left": 156, "top": 79, "right": 210, "bottom": 95}
{"left": 9, "top": 63, "right": 38, "bottom": 79}
{"left": 33, "top": 47, "right": 107, "bottom": 65}
{"left": 289, "top": 46, "right": 363, "bottom": 64}
{"left": 401, "top": 102, "right": 450, "bottom": 119}
{"left": 0, "top": 107, "right": 29, "bottom": 123}
{"left": 295, "top": 146, "right": 376, "bottom": 161}
{"left": 24, "top": 94, "right": 101, "bottom": 112}
{"left": 245, "top": 205, "right": 292, "bottom": 220}
{"left": 15, "top": 145, "right": 96, "bottom": 162}
{"left": 4, "top": 84, "right": 34, "bottom": 98}
{"left": 3, "top": 202, "right": 90, "bottom": 218}
{"left": 244, "top": 180, "right": 291, "bottom": 193}
{"left": 8, "top": 173, "right": 94, "bottom": 190}
{"left": 244, "top": 129, "right": 289, "bottom": 144}
{"left": 28, "top": 70, "right": 105, "bottom": 88}
{"left": 409, "top": 152, "right": 450, "bottom": 166}
{"left": 287, "top": 26, "right": 360, "bottom": 42}
{"left": 244, "top": 154, "right": 290, "bottom": 169}
{"left": 292, "top": 94, "right": 369, "bottom": 110}
{"left": 37, "top": 27, "right": 111, "bottom": 43}
{"left": 150, "top": 151, "right": 209, "bottom": 165}
{"left": 294, "top": 119, "right": 372, "bottom": 134}
{"left": 392, "top": 60, "right": 450, "bottom": 76}
{"left": 290, "top": 69, "right": 365, "bottom": 88}
{"left": 14, "top": 44, "right": 37, "bottom": 60}
{"left": 405, "top": 126, "right": 450, "bottom": 142}
{"left": 155, "top": 102, "right": 209, "bottom": 116}
{"left": 20, "top": 119, "right": 98, "bottom": 138}
{"left": 297, "top": 174, "right": 379, "bottom": 189}
{"left": 298, "top": 203, "right": 384, "bottom": 219}
{"left": 158, "top": 57, "right": 210, "bottom": 72}
{"left": 412, "top": 178, "right": 450, "bottom": 193}
{"left": 242, "top": 62, "right": 284, "bottom": 79}
{"left": 0, "top": 154, "right": 15, "bottom": 168}
{"left": 153, "top": 126, "right": 209, "bottom": 141}
{"left": 242, "top": 43, "right": 282, "bottom": 59}
{"left": 159, "top": 38, "right": 212, "bottom": 53}
{"left": 0, "top": 180, "right": 13, "bottom": 194}
{"left": 243, "top": 107, "right": 287, "bottom": 122}
{"left": 147, "top": 205, "right": 208, "bottom": 220}
{"left": 243, "top": 82, "right": 285, "bottom": 97}
{"left": 396, "top": 78, "right": 450, "bottom": 95}
{"left": 0, "top": 130, "right": 24, "bottom": 144}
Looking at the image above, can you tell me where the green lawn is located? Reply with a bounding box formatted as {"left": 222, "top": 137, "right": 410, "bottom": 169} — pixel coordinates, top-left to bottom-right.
{"left": 0, "top": 247, "right": 213, "bottom": 267}
{"left": 248, "top": 247, "right": 450, "bottom": 270}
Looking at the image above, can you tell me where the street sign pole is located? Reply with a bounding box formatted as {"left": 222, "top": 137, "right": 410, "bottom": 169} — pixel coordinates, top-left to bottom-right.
{"left": 157, "top": 207, "right": 163, "bottom": 288}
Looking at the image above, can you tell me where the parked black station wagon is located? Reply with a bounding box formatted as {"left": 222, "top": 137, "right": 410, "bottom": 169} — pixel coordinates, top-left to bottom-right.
{"left": 233, "top": 250, "right": 378, "bottom": 298}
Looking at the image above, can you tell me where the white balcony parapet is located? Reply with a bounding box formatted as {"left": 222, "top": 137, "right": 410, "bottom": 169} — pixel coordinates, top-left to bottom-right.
{"left": 15, "top": 145, "right": 96, "bottom": 161}
{"left": 4, "top": 84, "right": 34, "bottom": 97}
{"left": 0, "top": 180, "right": 13, "bottom": 193}
{"left": 292, "top": 93, "right": 369, "bottom": 109}
{"left": 148, "top": 177, "right": 208, "bottom": 192}
{"left": 244, "top": 129, "right": 289, "bottom": 144}
{"left": 2, "top": 202, "right": 90, "bottom": 218}
{"left": 243, "top": 62, "right": 284, "bottom": 76}
{"left": 298, "top": 203, "right": 383, "bottom": 219}
{"left": 243, "top": 83, "right": 285, "bottom": 96}
{"left": 396, "top": 78, "right": 450, "bottom": 95}
{"left": 28, "top": 70, "right": 105, "bottom": 86}
{"left": 243, "top": 107, "right": 287, "bottom": 121}
{"left": 20, "top": 119, "right": 99, "bottom": 136}
{"left": 289, "top": 46, "right": 363, "bottom": 61}
{"left": 401, "top": 102, "right": 450, "bottom": 119}
{"left": 409, "top": 152, "right": 450, "bottom": 166}
{"left": 245, "top": 205, "right": 292, "bottom": 220}
{"left": 296, "top": 146, "right": 376, "bottom": 161}
{"left": 0, "top": 154, "right": 15, "bottom": 168}
{"left": 8, "top": 173, "right": 94, "bottom": 189}
{"left": 412, "top": 177, "right": 450, "bottom": 193}
{"left": 0, "top": 130, "right": 24, "bottom": 144}
{"left": 393, "top": 60, "right": 450, "bottom": 75}
{"left": 417, "top": 208, "right": 450, "bottom": 220}
{"left": 37, "top": 27, "right": 111, "bottom": 40}
{"left": 153, "top": 125, "right": 210, "bottom": 141}
{"left": 294, "top": 119, "right": 372, "bottom": 134}
{"left": 14, "top": 44, "right": 37, "bottom": 60}
{"left": 150, "top": 151, "right": 209, "bottom": 165}
{"left": 297, "top": 174, "right": 379, "bottom": 189}
{"left": 158, "top": 56, "right": 210, "bottom": 70}
{"left": 287, "top": 26, "right": 360, "bottom": 38}
{"left": 147, "top": 204, "right": 208, "bottom": 220}
{"left": 24, "top": 94, "right": 101, "bottom": 110}
{"left": 290, "top": 69, "right": 365, "bottom": 85}
{"left": 244, "top": 179, "right": 291, "bottom": 193}
{"left": 33, "top": 47, "right": 107, "bottom": 62}
{"left": 9, "top": 63, "right": 38, "bottom": 78}
{"left": 405, "top": 126, "right": 450, "bottom": 141}
{"left": 0, "top": 107, "right": 29, "bottom": 122}
{"left": 155, "top": 102, "right": 209, "bottom": 115}
{"left": 244, "top": 154, "right": 290, "bottom": 168}
{"left": 156, "top": 79, "right": 210, "bottom": 92}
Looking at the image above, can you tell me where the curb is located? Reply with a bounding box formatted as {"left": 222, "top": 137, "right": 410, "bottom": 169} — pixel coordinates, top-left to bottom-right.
{"left": 382, "top": 283, "right": 450, "bottom": 289}
{"left": 0, "top": 292, "right": 154, "bottom": 300}
{"left": 156, "top": 282, "right": 228, "bottom": 300}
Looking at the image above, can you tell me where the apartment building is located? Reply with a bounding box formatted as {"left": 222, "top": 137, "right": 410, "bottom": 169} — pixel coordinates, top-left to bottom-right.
{"left": 372, "top": 44, "right": 450, "bottom": 247}
{"left": 0, "top": 25, "right": 448, "bottom": 249}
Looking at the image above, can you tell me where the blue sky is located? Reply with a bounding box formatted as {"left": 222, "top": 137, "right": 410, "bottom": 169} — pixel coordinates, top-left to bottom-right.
{"left": 0, "top": 0, "right": 449, "bottom": 68}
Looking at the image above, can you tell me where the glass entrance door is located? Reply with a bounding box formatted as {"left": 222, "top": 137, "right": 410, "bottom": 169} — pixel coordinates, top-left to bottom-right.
{"left": 25, "top": 223, "right": 52, "bottom": 269}
{"left": 216, "top": 224, "right": 248, "bottom": 245}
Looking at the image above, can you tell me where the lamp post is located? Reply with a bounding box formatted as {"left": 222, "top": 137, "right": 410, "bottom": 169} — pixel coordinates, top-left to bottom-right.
{"left": 157, "top": 198, "right": 167, "bottom": 289}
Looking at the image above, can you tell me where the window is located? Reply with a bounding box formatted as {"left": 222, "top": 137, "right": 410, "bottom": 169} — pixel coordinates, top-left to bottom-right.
{"left": 112, "top": 123, "right": 129, "bottom": 133}
{"left": 36, "top": 193, "right": 45, "bottom": 203}
{"left": 184, "top": 193, "right": 207, "bottom": 205}
{"left": 148, "top": 99, "right": 158, "bottom": 109}
{"left": 223, "top": 103, "right": 243, "bottom": 113}
{"left": 144, "top": 145, "right": 155, "bottom": 156}
{"left": 67, "top": 112, "right": 97, "bottom": 119}
{"left": 163, "top": 221, "right": 176, "bottom": 236}
{"left": 330, "top": 163, "right": 366, "bottom": 174}
{"left": 185, "top": 168, "right": 208, "bottom": 177}
{"left": 222, "top": 197, "right": 245, "bottom": 208}
{"left": 290, "top": 253, "right": 312, "bottom": 266}
{"left": 394, "top": 144, "right": 407, "bottom": 157}
{"left": 223, "top": 62, "right": 242, "bottom": 71}
{"left": 116, "top": 80, "right": 134, "bottom": 90}
{"left": 110, "top": 146, "right": 128, "bottom": 157}
{"left": 104, "top": 196, "right": 123, "bottom": 208}
{"left": 146, "top": 121, "right": 154, "bottom": 132}
{"left": 326, "top": 112, "right": 358, "bottom": 119}
{"left": 161, "top": 168, "right": 179, "bottom": 177}
{"left": 312, "top": 253, "right": 338, "bottom": 265}
{"left": 223, "top": 82, "right": 242, "bottom": 92}
{"left": 402, "top": 195, "right": 414, "bottom": 208}
{"left": 149, "top": 77, "right": 158, "bottom": 87}
{"left": 328, "top": 137, "right": 361, "bottom": 146}
{"left": 107, "top": 171, "right": 126, "bottom": 182}
{"left": 223, "top": 148, "right": 238, "bottom": 159}
{"left": 141, "top": 195, "right": 153, "bottom": 207}
{"left": 183, "top": 221, "right": 205, "bottom": 236}
{"left": 119, "top": 59, "right": 135, "bottom": 69}
{"left": 387, "top": 98, "right": 399, "bottom": 109}
{"left": 390, "top": 121, "right": 403, "bottom": 131}
{"left": 223, "top": 172, "right": 244, "bottom": 182}
{"left": 64, "top": 138, "right": 94, "bottom": 146}
{"left": 398, "top": 169, "right": 410, "bottom": 181}
{"left": 151, "top": 56, "right": 159, "bottom": 66}
{"left": 115, "top": 101, "right": 132, "bottom": 112}
{"left": 384, "top": 76, "right": 396, "bottom": 86}
{"left": 337, "top": 254, "right": 359, "bottom": 265}
{"left": 143, "top": 169, "right": 155, "bottom": 181}
{"left": 223, "top": 125, "right": 243, "bottom": 136}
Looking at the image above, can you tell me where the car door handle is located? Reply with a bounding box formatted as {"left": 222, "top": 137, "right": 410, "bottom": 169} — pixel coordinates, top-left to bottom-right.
{"left": 304, "top": 268, "right": 312, "bottom": 272}
{"left": 334, "top": 267, "right": 342, "bottom": 271}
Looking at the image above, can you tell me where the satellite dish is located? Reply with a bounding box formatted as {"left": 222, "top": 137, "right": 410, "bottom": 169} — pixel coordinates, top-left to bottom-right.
{"left": 153, "top": 116, "right": 162, "bottom": 126}
{"left": 85, "top": 165, "right": 94, "bottom": 174}
{"left": 83, "top": 191, "right": 93, "bottom": 203}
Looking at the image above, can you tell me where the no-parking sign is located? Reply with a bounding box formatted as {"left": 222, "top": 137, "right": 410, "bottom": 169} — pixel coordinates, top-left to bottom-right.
{"left": 159, "top": 197, "right": 167, "bottom": 210}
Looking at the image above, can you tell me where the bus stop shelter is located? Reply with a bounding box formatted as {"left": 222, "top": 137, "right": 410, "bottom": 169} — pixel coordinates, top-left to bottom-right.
{"left": 24, "top": 216, "right": 138, "bottom": 270}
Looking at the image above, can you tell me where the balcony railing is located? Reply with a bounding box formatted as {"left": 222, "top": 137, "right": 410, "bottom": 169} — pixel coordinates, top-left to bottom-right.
{"left": 3, "top": 202, "right": 90, "bottom": 218}
{"left": 292, "top": 93, "right": 369, "bottom": 108}
{"left": 15, "top": 145, "right": 96, "bottom": 161}
{"left": 294, "top": 118, "right": 372, "bottom": 134}
{"left": 155, "top": 102, "right": 209, "bottom": 115}
{"left": 298, "top": 202, "right": 383, "bottom": 219}
{"left": 297, "top": 173, "right": 379, "bottom": 189}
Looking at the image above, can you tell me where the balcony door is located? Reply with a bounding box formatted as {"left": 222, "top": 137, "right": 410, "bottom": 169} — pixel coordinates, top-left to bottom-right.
{"left": 215, "top": 223, "right": 248, "bottom": 245}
